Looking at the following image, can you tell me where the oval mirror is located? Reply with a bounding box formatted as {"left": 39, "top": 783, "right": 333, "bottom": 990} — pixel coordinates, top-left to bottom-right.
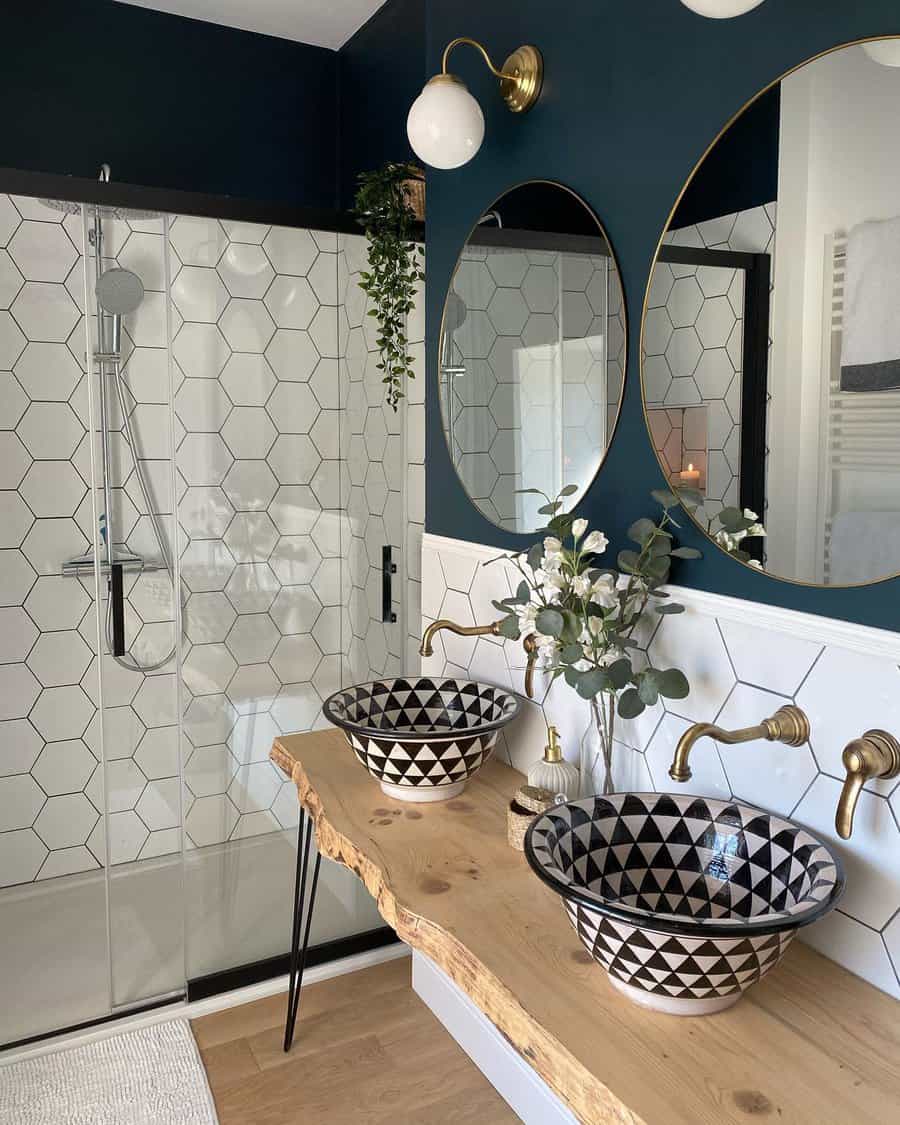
{"left": 642, "top": 37, "right": 900, "bottom": 586}
{"left": 440, "top": 181, "right": 626, "bottom": 532}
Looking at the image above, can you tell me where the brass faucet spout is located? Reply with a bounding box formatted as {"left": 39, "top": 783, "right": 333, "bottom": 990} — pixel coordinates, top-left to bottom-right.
{"left": 419, "top": 618, "right": 501, "bottom": 658}
{"left": 669, "top": 705, "right": 810, "bottom": 784}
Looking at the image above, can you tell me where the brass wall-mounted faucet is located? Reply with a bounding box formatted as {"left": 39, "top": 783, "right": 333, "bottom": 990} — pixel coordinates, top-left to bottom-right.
{"left": 419, "top": 619, "right": 539, "bottom": 699}
{"left": 834, "top": 730, "right": 900, "bottom": 839}
{"left": 668, "top": 705, "right": 810, "bottom": 783}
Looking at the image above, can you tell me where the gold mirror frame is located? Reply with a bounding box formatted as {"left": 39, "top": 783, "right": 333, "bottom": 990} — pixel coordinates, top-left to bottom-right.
{"left": 439, "top": 179, "right": 628, "bottom": 534}
{"left": 639, "top": 35, "right": 900, "bottom": 590}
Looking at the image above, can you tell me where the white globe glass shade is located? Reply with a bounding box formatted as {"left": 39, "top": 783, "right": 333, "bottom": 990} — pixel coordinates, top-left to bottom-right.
{"left": 406, "top": 77, "right": 485, "bottom": 170}
{"left": 862, "top": 39, "right": 900, "bottom": 67}
{"left": 680, "top": 0, "right": 766, "bottom": 17}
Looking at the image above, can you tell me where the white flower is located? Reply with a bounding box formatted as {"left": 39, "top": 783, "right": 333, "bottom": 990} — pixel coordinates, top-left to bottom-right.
{"left": 571, "top": 518, "right": 588, "bottom": 543}
{"left": 747, "top": 523, "right": 766, "bottom": 538}
{"left": 543, "top": 536, "right": 562, "bottom": 556}
{"left": 515, "top": 603, "right": 538, "bottom": 636}
{"left": 743, "top": 509, "right": 759, "bottom": 522}
{"left": 571, "top": 573, "right": 592, "bottom": 598}
{"left": 582, "top": 530, "right": 609, "bottom": 555}
{"left": 747, "top": 559, "right": 763, "bottom": 570}
{"left": 714, "top": 529, "right": 737, "bottom": 551}
{"left": 590, "top": 573, "right": 617, "bottom": 608}
{"left": 587, "top": 615, "right": 605, "bottom": 637}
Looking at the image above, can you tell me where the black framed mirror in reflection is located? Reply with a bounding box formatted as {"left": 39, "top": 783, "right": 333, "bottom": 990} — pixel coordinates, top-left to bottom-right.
{"left": 642, "top": 37, "right": 900, "bottom": 587}
{"left": 439, "top": 181, "right": 626, "bottom": 533}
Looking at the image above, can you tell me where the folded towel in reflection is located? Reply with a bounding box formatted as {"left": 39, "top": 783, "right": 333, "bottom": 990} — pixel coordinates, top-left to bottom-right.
{"left": 829, "top": 510, "right": 900, "bottom": 584}
{"left": 841, "top": 217, "right": 900, "bottom": 391}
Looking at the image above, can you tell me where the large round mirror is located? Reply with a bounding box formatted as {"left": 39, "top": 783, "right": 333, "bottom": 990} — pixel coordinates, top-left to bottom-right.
{"left": 642, "top": 38, "right": 900, "bottom": 586}
{"left": 440, "top": 182, "right": 626, "bottom": 532}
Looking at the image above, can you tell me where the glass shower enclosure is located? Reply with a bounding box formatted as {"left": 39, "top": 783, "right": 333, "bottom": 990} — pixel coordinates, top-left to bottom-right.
{"left": 0, "top": 183, "right": 407, "bottom": 1046}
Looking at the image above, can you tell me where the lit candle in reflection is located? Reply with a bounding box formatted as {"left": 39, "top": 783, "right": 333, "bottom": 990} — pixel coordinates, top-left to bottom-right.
{"left": 678, "top": 463, "right": 701, "bottom": 487}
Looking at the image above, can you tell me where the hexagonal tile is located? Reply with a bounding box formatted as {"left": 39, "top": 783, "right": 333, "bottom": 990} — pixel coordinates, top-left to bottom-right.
{"left": 452, "top": 259, "right": 493, "bottom": 311}
{"left": 456, "top": 453, "right": 498, "bottom": 499}
{"left": 180, "top": 539, "right": 235, "bottom": 593}
{"left": 265, "top": 329, "right": 319, "bottom": 382}
{"left": 271, "top": 634, "right": 321, "bottom": 684}
{"left": 136, "top": 777, "right": 180, "bottom": 830}
{"left": 665, "top": 326, "right": 702, "bottom": 378}
{"left": 185, "top": 746, "right": 239, "bottom": 798}
{"left": 0, "top": 249, "right": 23, "bottom": 309}
{"left": 649, "top": 611, "right": 735, "bottom": 723}
{"left": 308, "top": 306, "right": 337, "bottom": 359}
{"left": 228, "top": 712, "right": 281, "bottom": 764}
{"left": 222, "top": 511, "right": 278, "bottom": 565}
{"left": 179, "top": 486, "right": 234, "bottom": 540}
{"left": 177, "top": 432, "right": 233, "bottom": 486}
{"left": 33, "top": 791, "right": 98, "bottom": 849}
{"left": 184, "top": 591, "right": 237, "bottom": 644}
{"left": 667, "top": 276, "right": 704, "bottom": 329}
{"left": 225, "top": 563, "right": 279, "bottom": 614}
{"left": 696, "top": 296, "right": 737, "bottom": 349}
{"left": 132, "top": 675, "right": 178, "bottom": 728}
{"left": 12, "top": 285, "right": 78, "bottom": 344}
{"left": 0, "top": 828, "right": 47, "bottom": 887}
{"left": 225, "top": 613, "right": 279, "bottom": 664}
{"left": 8, "top": 221, "right": 77, "bottom": 283}
{"left": 522, "top": 265, "right": 558, "bottom": 315}
{"left": 226, "top": 663, "right": 280, "bottom": 715}
{"left": 486, "top": 288, "right": 529, "bottom": 337}
{"left": 269, "top": 535, "right": 321, "bottom": 587}
{"left": 134, "top": 726, "right": 179, "bottom": 780}
{"left": 184, "top": 694, "right": 237, "bottom": 748}
{"left": 0, "top": 772, "right": 44, "bottom": 830}
{"left": 693, "top": 348, "right": 735, "bottom": 399}
{"left": 175, "top": 378, "right": 231, "bottom": 431}
{"left": 0, "top": 662, "right": 41, "bottom": 721}
{"left": 27, "top": 630, "right": 91, "bottom": 688}
{"left": 0, "top": 372, "right": 28, "bottom": 430}
{"left": 267, "top": 434, "right": 320, "bottom": 485}
{"left": 228, "top": 761, "right": 280, "bottom": 814}
{"left": 169, "top": 216, "right": 228, "bottom": 267}
{"left": 99, "top": 757, "right": 147, "bottom": 814}
{"left": 263, "top": 227, "right": 317, "bottom": 276}
{"left": 220, "top": 407, "right": 276, "bottom": 460}
{"left": 0, "top": 607, "right": 37, "bottom": 664}
{"left": 220, "top": 353, "right": 276, "bottom": 406}
{"left": 266, "top": 382, "right": 318, "bottom": 434}
{"left": 89, "top": 809, "right": 150, "bottom": 864}
{"left": 186, "top": 793, "right": 239, "bottom": 846}
{"left": 0, "top": 195, "right": 21, "bottom": 242}
{"left": 14, "top": 342, "right": 82, "bottom": 404}
{"left": 264, "top": 275, "right": 317, "bottom": 329}
{"left": 183, "top": 642, "right": 238, "bottom": 697}
{"left": 30, "top": 739, "right": 94, "bottom": 796}
{"left": 271, "top": 682, "right": 321, "bottom": 733}
{"left": 217, "top": 242, "right": 274, "bottom": 299}
{"left": 643, "top": 306, "right": 674, "bottom": 356}
{"left": 220, "top": 299, "right": 275, "bottom": 353}
{"left": 221, "top": 460, "right": 279, "bottom": 513}
{"left": 19, "top": 462, "right": 84, "bottom": 519}
{"left": 0, "top": 433, "right": 30, "bottom": 491}
{"left": 127, "top": 571, "right": 173, "bottom": 625}
{"left": 0, "top": 493, "right": 33, "bottom": 549}
{"left": 17, "top": 401, "right": 83, "bottom": 460}
{"left": 172, "top": 266, "right": 229, "bottom": 323}
{"left": 269, "top": 584, "right": 321, "bottom": 636}
{"left": 173, "top": 322, "right": 230, "bottom": 380}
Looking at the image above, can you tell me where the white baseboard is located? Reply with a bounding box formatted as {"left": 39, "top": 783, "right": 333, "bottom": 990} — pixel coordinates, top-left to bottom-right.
{"left": 1, "top": 942, "right": 410, "bottom": 1067}
{"left": 411, "top": 951, "right": 577, "bottom": 1125}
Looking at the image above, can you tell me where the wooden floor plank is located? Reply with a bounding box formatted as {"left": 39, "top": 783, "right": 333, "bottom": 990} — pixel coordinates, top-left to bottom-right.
{"left": 195, "top": 958, "right": 515, "bottom": 1125}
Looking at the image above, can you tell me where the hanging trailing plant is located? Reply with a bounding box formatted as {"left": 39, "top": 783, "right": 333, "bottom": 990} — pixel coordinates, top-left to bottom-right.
{"left": 354, "top": 163, "right": 425, "bottom": 411}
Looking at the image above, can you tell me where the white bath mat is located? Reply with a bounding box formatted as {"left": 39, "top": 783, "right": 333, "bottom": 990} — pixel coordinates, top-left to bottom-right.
{"left": 0, "top": 1019, "right": 218, "bottom": 1125}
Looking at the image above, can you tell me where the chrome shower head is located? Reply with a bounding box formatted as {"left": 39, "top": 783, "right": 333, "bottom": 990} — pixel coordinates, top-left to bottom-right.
{"left": 96, "top": 267, "right": 144, "bottom": 317}
{"left": 38, "top": 198, "right": 162, "bottom": 221}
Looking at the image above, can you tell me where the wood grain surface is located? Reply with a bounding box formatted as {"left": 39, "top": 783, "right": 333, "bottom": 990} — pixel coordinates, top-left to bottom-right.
{"left": 272, "top": 728, "right": 900, "bottom": 1125}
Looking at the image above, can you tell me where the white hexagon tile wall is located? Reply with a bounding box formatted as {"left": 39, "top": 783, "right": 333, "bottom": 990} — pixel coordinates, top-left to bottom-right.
{"left": 419, "top": 534, "right": 900, "bottom": 998}
{"left": 0, "top": 194, "right": 422, "bottom": 890}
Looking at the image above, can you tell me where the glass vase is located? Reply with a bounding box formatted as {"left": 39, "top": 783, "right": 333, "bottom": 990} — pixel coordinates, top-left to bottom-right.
{"left": 582, "top": 693, "right": 616, "bottom": 796}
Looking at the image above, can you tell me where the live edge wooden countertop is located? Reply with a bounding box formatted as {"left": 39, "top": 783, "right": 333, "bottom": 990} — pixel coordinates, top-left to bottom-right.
{"left": 272, "top": 729, "right": 900, "bottom": 1125}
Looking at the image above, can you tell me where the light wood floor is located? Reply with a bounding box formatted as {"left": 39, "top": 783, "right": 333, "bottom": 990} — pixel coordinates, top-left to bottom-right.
{"left": 192, "top": 956, "right": 518, "bottom": 1124}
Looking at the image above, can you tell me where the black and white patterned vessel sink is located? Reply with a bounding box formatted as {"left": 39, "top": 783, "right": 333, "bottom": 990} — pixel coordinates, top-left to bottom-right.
{"left": 323, "top": 678, "right": 520, "bottom": 803}
{"left": 525, "top": 792, "right": 844, "bottom": 1015}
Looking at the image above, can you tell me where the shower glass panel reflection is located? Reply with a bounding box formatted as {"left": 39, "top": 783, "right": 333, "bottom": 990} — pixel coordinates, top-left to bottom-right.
{"left": 0, "top": 189, "right": 389, "bottom": 1046}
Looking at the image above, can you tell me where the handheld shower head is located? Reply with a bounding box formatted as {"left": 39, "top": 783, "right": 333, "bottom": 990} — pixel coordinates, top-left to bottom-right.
{"left": 96, "top": 267, "right": 144, "bottom": 355}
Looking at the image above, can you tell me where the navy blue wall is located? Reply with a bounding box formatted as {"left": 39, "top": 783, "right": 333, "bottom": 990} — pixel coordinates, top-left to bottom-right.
{"left": 338, "top": 0, "right": 426, "bottom": 211}
{"left": 424, "top": 1, "right": 900, "bottom": 630}
{"left": 1, "top": 0, "right": 339, "bottom": 208}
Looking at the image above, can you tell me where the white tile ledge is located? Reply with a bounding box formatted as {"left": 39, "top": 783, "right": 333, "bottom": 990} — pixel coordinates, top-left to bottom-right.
{"left": 423, "top": 533, "right": 900, "bottom": 663}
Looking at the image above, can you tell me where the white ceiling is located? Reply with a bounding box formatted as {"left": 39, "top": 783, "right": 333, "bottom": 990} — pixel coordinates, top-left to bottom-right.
{"left": 115, "top": 0, "right": 386, "bottom": 49}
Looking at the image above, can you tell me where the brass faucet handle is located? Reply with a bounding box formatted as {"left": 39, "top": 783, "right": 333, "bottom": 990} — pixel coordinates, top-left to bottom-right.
{"left": 835, "top": 730, "right": 900, "bottom": 839}
{"left": 763, "top": 705, "right": 810, "bottom": 747}
{"left": 523, "top": 634, "right": 537, "bottom": 700}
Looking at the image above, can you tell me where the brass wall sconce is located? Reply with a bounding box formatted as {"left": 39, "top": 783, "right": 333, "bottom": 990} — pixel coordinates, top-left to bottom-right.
{"left": 835, "top": 730, "right": 900, "bottom": 839}
{"left": 669, "top": 705, "right": 810, "bottom": 783}
{"left": 406, "top": 38, "right": 543, "bottom": 170}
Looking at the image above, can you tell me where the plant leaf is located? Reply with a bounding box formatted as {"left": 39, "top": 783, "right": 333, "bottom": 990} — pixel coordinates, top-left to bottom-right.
{"left": 628, "top": 518, "right": 656, "bottom": 546}
{"left": 651, "top": 489, "right": 678, "bottom": 510}
{"left": 618, "top": 688, "right": 645, "bottom": 719}
{"left": 576, "top": 667, "right": 612, "bottom": 699}
{"left": 617, "top": 550, "right": 641, "bottom": 574}
{"left": 638, "top": 676, "right": 659, "bottom": 706}
{"left": 671, "top": 547, "right": 702, "bottom": 559}
{"left": 654, "top": 668, "right": 690, "bottom": 699}
{"left": 655, "top": 603, "right": 686, "bottom": 615}
{"left": 498, "top": 616, "right": 521, "bottom": 640}
{"left": 535, "top": 608, "right": 564, "bottom": 638}
{"left": 607, "top": 658, "right": 633, "bottom": 689}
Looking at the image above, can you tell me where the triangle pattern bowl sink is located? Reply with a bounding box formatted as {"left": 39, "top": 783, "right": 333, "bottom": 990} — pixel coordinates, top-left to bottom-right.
{"left": 323, "top": 677, "right": 520, "bottom": 803}
{"left": 525, "top": 792, "right": 845, "bottom": 1015}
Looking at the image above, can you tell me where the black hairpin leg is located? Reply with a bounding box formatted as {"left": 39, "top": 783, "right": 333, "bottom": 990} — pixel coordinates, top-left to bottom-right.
{"left": 283, "top": 806, "right": 322, "bottom": 1052}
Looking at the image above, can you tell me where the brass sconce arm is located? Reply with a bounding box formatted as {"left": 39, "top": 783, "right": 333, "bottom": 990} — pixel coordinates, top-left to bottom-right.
{"left": 669, "top": 705, "right": 810, "bottom": 783}
{"left": 835, "top": 730, "right": 900, "bottom": 839}
{"left": 436, "top": 38, "right": 543, "bottom": 115}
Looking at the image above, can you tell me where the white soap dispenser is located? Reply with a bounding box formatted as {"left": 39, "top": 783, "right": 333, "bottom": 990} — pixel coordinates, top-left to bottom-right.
{"left": 527, "top": 725, "right": 580, "bottom": 800}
